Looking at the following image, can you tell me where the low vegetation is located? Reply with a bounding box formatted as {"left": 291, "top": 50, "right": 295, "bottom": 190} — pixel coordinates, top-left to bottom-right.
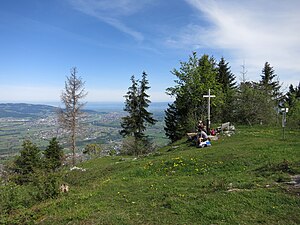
{"left": 1, "top": 126, "right": 299, "bottom": 224}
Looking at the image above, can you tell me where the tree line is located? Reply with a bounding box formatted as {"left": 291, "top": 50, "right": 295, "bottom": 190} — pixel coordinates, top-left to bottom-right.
{"left": 164, "top": 52, "right": 300, "bottom": 142}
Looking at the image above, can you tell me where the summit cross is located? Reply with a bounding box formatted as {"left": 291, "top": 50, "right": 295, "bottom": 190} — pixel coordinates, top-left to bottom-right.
{"left": 203, "top": 89, "right": 216, "bottom": 134}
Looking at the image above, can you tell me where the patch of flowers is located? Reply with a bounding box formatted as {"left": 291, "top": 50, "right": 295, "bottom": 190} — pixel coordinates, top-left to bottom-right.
{"left": 70, "top": 166, "right": 86, "bottom": 172}
{"left": 143, "top": 157, "right": 210, "bottom": 176}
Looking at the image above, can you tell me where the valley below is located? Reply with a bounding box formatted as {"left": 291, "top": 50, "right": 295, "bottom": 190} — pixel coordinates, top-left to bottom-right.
{"left": 0, "top": 103, "right": 168, "bottom": 160}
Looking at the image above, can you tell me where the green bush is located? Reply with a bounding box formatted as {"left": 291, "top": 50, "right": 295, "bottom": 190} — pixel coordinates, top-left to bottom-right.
{"left": 0, "top": 183, "right": 32, "bottom": 215}
{"left": 30, "top": 170, "right": 61, "bottom": 201}
{"left": 121, "top": 136, "right": 156, "bottom": 156}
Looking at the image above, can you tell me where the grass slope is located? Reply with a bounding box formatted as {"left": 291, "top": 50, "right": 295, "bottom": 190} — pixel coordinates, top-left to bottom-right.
{"left": 3, "top": 126, "right": 300, "bottom": 224}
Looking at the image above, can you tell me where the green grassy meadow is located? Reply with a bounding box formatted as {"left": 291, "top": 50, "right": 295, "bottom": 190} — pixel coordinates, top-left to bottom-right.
{"left": 1, "top": 126, "right": 300, "bottom": 224}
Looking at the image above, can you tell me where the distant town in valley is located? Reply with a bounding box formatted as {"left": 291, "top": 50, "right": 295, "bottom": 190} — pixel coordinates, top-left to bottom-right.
{"left": 0, "top": 103, "right": 168, "bottom": 161}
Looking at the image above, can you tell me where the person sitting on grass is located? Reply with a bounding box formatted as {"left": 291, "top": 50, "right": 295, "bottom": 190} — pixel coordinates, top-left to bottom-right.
{"left": 197, "top": 127, "right": 210, "bottom": 144}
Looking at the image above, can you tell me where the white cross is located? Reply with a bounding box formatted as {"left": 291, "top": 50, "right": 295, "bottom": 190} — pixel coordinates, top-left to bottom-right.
{"left": 203, "top": 89, "right": 216, "bottom": 133}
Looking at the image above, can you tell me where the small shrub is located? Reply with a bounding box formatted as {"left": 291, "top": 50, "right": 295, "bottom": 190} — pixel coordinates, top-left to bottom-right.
{"left": 0, "top": 183, "right": 32, "bottom": 214}
{"left": 210, "top": 178, "right": 228, "bottom": 191}
{"left": 30, "top": 170, "right": 61, "bottom": 201}
{"left": 121, "top": 137, "right": 156, "bottom": 156}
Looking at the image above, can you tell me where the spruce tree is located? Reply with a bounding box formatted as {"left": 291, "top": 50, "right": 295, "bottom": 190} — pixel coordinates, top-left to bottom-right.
{"left": 120, "top": 75, "right": 139, "bottom": 138}
{"left": 44, "top": 138, "right": 64, "bottom": 171}
{"left": 13, "top": 140, "right": 41, "bottom": 184}
{"left": 260, "top": 62, "right": 281, "bottom": 101}
{"left": 138, "top": 72, "right": 157, "bottom": 136}
{"left": 164, "top": 102, "right": 183, "bottom": 142}
{"left": 217, "top": 57, "right": 237, "bottom": 122}
{"left": 120, "top": 72, "right": 156, "bottom": 155}
{"left": 259, "top": 62, "right": 282, "bottom": 124}
{"left": 285, "top": 83, "right": 300, "bottom": 108}
{"left": 285, "top": 82, "right": 300, "bottom": 127}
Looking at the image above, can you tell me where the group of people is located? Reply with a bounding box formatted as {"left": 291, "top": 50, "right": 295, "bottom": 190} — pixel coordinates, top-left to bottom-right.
{"left": 196, "top": 120, "right": 210, "bottom": 145}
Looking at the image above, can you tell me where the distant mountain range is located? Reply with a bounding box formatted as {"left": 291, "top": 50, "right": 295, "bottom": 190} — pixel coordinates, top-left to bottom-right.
{"left": 0, "top": 102, "right": 168, "bottom": 119}
{"left": 0, "top": 103, "right": 57, "bottom": 118}
{"left": 0, "top": 103, "right": 100, "bottom": 119}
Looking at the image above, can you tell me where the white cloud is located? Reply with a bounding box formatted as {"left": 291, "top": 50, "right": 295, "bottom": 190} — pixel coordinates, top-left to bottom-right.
{"left": 68, "top": 0, "right": 156, "bottom": 41}
{"left": 168, "top": 0, "right": 300, "bottom": 86}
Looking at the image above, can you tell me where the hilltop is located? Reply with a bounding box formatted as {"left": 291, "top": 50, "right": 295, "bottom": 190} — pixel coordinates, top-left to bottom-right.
{"left": 1, "top": 126, "right": 299, "bottom": 224}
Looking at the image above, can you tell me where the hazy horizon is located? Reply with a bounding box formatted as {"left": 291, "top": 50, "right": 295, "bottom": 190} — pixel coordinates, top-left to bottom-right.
{"left": 0, "top": 101, "right": 171, "bottom": 111}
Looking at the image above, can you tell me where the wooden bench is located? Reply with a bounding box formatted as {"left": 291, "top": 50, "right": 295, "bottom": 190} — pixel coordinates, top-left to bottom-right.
{"left": 220, "top": 122, "right": 230, "bottom": 132}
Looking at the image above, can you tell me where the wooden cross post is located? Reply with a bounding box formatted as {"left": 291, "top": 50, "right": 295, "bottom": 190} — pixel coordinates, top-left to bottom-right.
{"left": 203, "top": 89, "right": 215, "bottom": 135}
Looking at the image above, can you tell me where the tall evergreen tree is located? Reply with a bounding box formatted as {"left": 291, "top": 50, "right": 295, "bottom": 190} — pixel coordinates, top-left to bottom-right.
{"left": 285, "top": 83, "right": 300, "bottom": 108}
{"left": 44, "top": 138, "right": 64, "bottom": 171}
{"left": 12, "top": 140, "right": 41, "bottom": 184}
{"left": 259, "top": 62, "right": 282, "bottom": 124}
{"left": 260, "top": 62, "right": 282, "bottom": 101}
{"left": 216, "top": 57, "right": 237, "bottom": 122}
{"left": 120, "top": 72, "right": 157, "bottom": 155}
{"left": 164, "top": 102, "right": 183, "bottom": 142}
{"left": 285, "top": 82, "right": 300, "bottom": 127}
{"left": 137, "top": 72, "right": 157, "bottom": 137}
{"left": 58, "top": 67, "right": 87, "bottom": 165}
{"left": 120, "top": 75, "right": 140, "bottom": 138}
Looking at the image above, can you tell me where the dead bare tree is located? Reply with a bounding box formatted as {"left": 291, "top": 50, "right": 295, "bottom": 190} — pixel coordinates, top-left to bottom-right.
{"left": 58, "top": 67, "right": 87, "bottom": 165}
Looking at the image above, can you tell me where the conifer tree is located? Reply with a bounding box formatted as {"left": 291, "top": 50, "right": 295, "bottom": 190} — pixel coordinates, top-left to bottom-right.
{"left": 259, "top": 62, "right": 282, "bottom": 124}
{"left": 13, "top": 140, "right": 41, "bottom": 184}
{"left": 137, "top": 72, "right": 157, "bottom": 136}
{"left": 44, "top": 137, "right": 64, "bottom": 171}
{"left": 120, "top": 75, "right": 139, "bottom": 138}
{"left": 120, "top": 72, "right": 156, "bottom": 155}
{"left": 217, "top": 57, "right": 237, "bottom": 122}
{"left": 285, "top": 83, "right": 300, "bottom": 108}
{"left": 285, "top": 82, "right": 300, "bottom": 127}
{"left": 260, "top": 62, "right": 281, "bottom": 101}
{"left": 164, "top": 102, "right": 183, "bottom": 142}
{"left": 58, "top": 67, "right": 87, "bottom": 165}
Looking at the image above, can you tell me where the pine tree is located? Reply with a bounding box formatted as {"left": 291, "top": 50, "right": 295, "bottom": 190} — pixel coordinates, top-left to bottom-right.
{"left": 260, "top": 62, "right": 281, "bottom": 101}
{"left": 138, "top": 72, "right": 157, "bottom": 133}
{"left": 13, "top": 140, "right": 41, "bottom": 184}
{"left": 217, "top": 57, "right": 237, "bottom": 122}
{"left": 285, "top": 83, "right": 300, "bottom": 108}
{"left": 258, "top": 62, "right": 282, "bottom": 124}
{"left": 58, "top": 67, "right": 87, "bottom": 165}
{"left": 164, "top": 102, "right": 183, "bottom": 142}
{"left": 44, "top": 138, "right": 64, "bottom": 171}
{"left": 120, "top": 72, "right": 157, "bottom": 155}
{"left": 120, "top": 75, "right": 139, "bottom": 138}
{"left": 285, "top": 82, "right": 300, "bottom": 127}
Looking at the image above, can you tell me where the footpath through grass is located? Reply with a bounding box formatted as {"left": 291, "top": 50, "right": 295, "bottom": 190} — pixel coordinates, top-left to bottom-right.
{"left": 2, "top": 126, "right": 300, "bottom": 224}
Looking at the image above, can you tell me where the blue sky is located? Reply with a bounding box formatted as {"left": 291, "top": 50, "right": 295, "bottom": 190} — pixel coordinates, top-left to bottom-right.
{"left": 0, "top": 0, "right": 299, "bottom": 103}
